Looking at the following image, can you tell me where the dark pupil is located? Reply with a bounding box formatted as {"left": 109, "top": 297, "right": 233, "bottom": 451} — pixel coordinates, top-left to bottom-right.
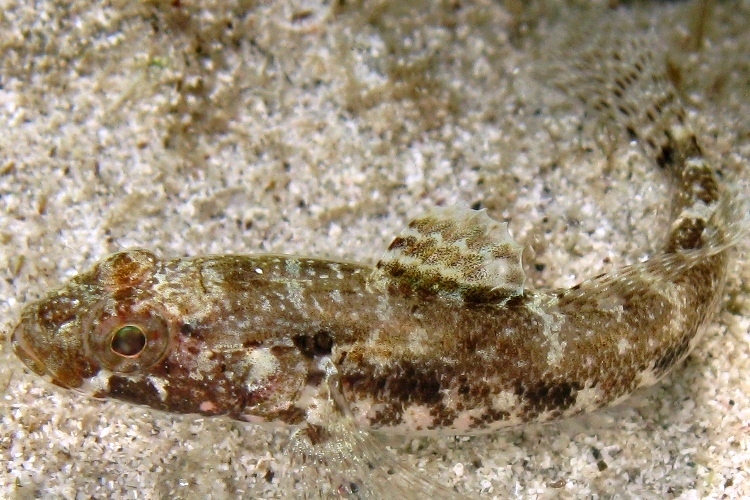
{"left": 111, "top": 326, "right": 147, "bottom": 357}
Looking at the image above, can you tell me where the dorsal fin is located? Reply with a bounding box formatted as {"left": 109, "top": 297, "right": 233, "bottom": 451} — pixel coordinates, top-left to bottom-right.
{"left": 369, "top": 205, "right": 525, "bottom": 303}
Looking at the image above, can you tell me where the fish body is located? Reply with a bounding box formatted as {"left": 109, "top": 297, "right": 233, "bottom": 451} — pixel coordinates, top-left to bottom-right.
{"left": 10, "top": 221, "right": 730, "bottom": 435}
{"left": 10, "top": 23, "right": 743, "bottom": 498}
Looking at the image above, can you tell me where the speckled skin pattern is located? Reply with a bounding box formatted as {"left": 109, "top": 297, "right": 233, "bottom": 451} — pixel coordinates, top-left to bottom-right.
{"left": 10, "top": 32, "right": 736, "bottom": 442}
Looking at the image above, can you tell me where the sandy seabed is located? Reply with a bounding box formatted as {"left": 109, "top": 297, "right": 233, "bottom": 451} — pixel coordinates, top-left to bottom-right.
{"left": 1, "top": 1, "right": 749, "bottom": 498}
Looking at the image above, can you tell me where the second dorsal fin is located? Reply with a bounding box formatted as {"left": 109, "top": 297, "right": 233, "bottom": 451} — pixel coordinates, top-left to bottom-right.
{"left": 369, "top": 205, "right": 525, "bottom": 304}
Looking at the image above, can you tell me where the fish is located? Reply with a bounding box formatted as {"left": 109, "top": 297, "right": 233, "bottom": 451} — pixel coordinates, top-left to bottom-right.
{"left": 9, "top": 21, "right": 745, "bottom": 499}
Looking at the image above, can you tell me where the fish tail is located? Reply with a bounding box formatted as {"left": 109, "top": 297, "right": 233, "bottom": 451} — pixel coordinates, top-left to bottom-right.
{"left": 556, "top": 25, "right": 746, "bottom": 255}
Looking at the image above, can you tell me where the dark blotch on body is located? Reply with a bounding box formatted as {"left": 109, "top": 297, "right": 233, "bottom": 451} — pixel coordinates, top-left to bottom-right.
{"left": 656, "top": 143, "right": 675, "bottom": 168}
{"left": 305, "top": 370, "right": 325, "bottom": 387}
{"left": 275, "top": 405, "right": 307, "bottom": 425}
{"left": 302, "top": 423, "right": 331, "bottom": 446}
{"left": 516, "top": 380, "right": 583, "bottom": 416}
{"left": 180, "top": 322, "right": 198, "bottom": 337}
{"left": 293, "top": 330, "right": 334, "bottom": 358}
{"left": 371, "top": 404, "right": 403, "bottom": 427}
{"left": 343, "top": 361, "right": 452, "bottom": 428}
{"left": 429, "top": 404, "right": 459, "bottom": 429}
{"left": 653, "top": 335, "right": 692, "bottom": 376}
{"left": 666, "top": 217, "right": 707, "bottom": 252}
{"left": 108, "top": 376, "right": 179, "bottom": 412}
{"left": 386, "top": 363, "right": 442, "bottom": 405}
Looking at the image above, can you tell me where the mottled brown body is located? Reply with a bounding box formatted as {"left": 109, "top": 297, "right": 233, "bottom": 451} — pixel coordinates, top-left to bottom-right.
{"left": 11, "top": 229, "right": 728, "bottom": 436}
{"left": 343, "top": 258, "right": 727, "bottom": 434}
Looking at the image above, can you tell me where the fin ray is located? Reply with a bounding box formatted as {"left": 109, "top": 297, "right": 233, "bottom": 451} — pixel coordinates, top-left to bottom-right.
{"left": 280, "top": 358, "right": 463, "bottom": 498}
{"left": 370, "top": 205, "right": 525, "bottom": 303}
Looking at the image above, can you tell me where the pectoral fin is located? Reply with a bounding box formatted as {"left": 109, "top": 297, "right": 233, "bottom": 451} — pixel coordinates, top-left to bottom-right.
{"left": 278, "top": 358, "right": 463, "bottom": 498}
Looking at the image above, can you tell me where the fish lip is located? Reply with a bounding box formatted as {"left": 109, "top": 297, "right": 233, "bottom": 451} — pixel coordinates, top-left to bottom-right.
{"left": 10, "top": 322, "right": 49, "bottom": 377}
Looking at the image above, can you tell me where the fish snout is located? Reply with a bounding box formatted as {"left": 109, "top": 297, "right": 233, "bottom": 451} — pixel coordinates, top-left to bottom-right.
{"left": 10, "top": 321, "right": 48, "bottom": 377}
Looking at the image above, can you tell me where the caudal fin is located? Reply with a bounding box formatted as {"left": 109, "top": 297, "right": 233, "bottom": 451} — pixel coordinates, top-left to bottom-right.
{"left": 549, "top": 18, "right": 746, "bottom": 255}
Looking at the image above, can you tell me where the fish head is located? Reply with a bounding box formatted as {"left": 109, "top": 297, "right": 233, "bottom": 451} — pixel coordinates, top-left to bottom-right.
{"left": 11, "top": 250, "right": 314, "bottom": 422}
{"left": 11, "top": 249, "right": 171, "bottom": 392}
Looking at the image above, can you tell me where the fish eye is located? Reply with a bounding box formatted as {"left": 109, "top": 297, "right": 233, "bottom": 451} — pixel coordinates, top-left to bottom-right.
{"left": 110, "top": 325, "right": 147, "bottom": 358}
{"left": 86, "top": 292, "right": 171, "bottom": 373}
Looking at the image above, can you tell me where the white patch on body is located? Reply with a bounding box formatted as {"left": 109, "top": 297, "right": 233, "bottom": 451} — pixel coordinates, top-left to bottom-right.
{"left": 400, "top": 404, "right": 435, "bottom": 431}
{"left": 284, "top": 280, "right": 306, "bottom": 316}
{"left": 526, "top": 294, "right": 566, "bottom": 366}
{"left": 78, "top": 369, "right": 113, "bottom": 395}
{"left": 190, "top": 349, "right": 218, "bottom": 380}
{"left": 245, "top": 348, "right": 280, "bottom": 391}
{"left": 635, "top": 366, "right": 660, "bottom": 388}
{"left": 406, "top": 327, "right": 429, "bottom": 357}
{"left": 148, "top": 376, "right": 169, "bottom": 402}
{"left": 330, "top": 289, "right": 343, "bottom": 304}
{"left": 329, "top": 263, "right": 343, "bottom": 279}
{"left": 491, "top": 389, "right": 520, "bottom": 413}
{"left": 641, "top": 283, "right": 688, "bottom": 347}
{"left": 565, "top": 384, "right": 603, "bottom": 416}
{"left": 617, "top": 338, "right": 631, "bottom": 355}
{"left": 347, "top": 396, "right": 384, "bottom": 429}
{"left": 375, "top": 295, "right": 395, "bottom": 323}
{"left": 200, "top": 400, "right": 218, "bottom": 413}
{"left": 446, "top": 407, "right": 488, "bottom": 433}
{"left": 285, "top": 259, "right": 301, "bottom": 278}
{"left": 295, "top": 380, "right": 340, "bottom": 427}
{"left": 261, "top": 297, "right": 272, "bottom": 312}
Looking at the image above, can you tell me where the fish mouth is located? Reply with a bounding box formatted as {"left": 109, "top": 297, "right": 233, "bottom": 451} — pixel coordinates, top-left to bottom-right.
{"left": 10, "top": 323, "right": 49, "bottom": 378}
